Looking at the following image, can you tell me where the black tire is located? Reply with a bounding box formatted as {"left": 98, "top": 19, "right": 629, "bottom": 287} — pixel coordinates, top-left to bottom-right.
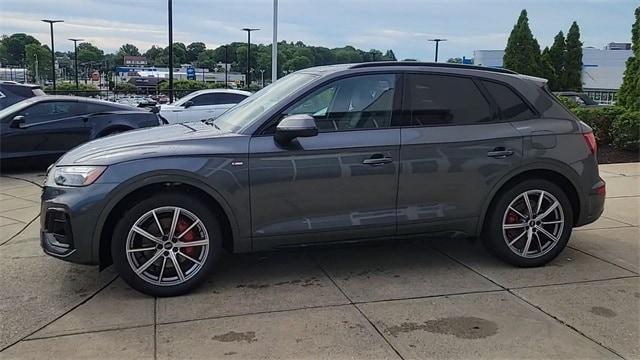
{"left": 484, "top": 179, "right": 573, "bottom": 267}
{"left": 111, "top": 192, "right": 222, "bottom": 296}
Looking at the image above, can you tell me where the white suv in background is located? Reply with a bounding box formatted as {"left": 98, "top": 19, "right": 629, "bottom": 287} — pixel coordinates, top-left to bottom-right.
{"left": 157, "top": 89, "right": 251, "bottom": 124}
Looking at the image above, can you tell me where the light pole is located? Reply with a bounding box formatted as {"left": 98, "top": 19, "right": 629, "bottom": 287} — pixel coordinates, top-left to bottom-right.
{"left": 42, "top": 19, "right": 63, "bottom": 91}
{"left": 259, "top": 69, "right": 265, "bottom": 87}
{"left": 428, "top": 38, "right": 447, "bottom": 62}
{"left": 241, "top": 28, "right": 259, "bottom": 88}
{"left": 68, "top": 38, "right": 83, "bottom": 89}
{"left": 272, "top": 0, "right": 278, "bottom": 82}
{"left": 168, "top": 0, "right": 174, "bottom": 102}
{"left": 223, "top": 45, "right": 229, "bottom": 88}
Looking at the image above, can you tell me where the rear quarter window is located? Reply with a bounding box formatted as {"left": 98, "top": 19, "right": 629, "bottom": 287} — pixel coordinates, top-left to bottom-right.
{"left": 481, "top": 80, "right": 535, "bottom": 122}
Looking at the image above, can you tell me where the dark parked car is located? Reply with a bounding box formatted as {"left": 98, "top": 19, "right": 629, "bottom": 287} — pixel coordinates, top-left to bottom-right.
{"left": 0, "top": 81, "right": 45, "bottom": 109}
{"left": 1, "top": 96, "right": 164, "bottom": 163}
{"left": 40, "top": 62, "right": 605, "bottom": 296}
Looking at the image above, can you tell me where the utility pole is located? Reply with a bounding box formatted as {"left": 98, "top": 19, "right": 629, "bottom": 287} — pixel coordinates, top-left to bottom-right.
{"left": 260, "top": 69, "right": 265, "bottom": 87}
{"left": 272, "top": 0, "right": 278, "bottom": 82}
{"left": 34, "top": 54, "right": 39, "bottom": 84}
{"left": 41, "top": 19, "right": 63, "bottom": 90}
{"left": 168, "top": 0, "right": 174, "bottom": 102}
{"left": 224, "top": 45, "right": 228, "bottom": 88}
{"left": 428, "top": 38, "right": 447, "bottom": 62}
{"left": 241, "top": 28, "right": 259, "bottom": 88}
{"left": 68, "top": 38, "right": 83, "bottom": 89}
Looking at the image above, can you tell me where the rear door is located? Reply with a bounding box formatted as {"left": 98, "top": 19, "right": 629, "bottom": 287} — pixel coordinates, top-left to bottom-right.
{"left": 397, "top": 73, "right": 525, "bottom": 235}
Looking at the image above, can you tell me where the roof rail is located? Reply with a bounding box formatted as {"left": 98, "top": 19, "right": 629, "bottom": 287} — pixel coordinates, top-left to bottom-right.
{"left": 350, "top": 61, "right": 518, "bottom": 75}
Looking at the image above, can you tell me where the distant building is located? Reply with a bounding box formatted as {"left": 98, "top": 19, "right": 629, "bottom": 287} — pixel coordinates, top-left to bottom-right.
{"left": 124, "top": 56, "right": 148, "bottom": 67}
{"left": 127, "top": 77, "right": 165, "bottom": 91}
{"left": 115, "top": 65, "right": 246, "bottom": 86}
{"left": 473, "top": 44, "right": 632, "bottom": 105}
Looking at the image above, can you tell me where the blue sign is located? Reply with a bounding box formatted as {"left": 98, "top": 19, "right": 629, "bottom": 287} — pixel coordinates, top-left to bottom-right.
{"left": 186, "top": 66, "right": 196, "bottom": 80}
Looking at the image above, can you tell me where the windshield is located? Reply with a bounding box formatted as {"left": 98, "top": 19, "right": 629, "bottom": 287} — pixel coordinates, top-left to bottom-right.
{"left": 214, "top": 73, "right": 318, "bottom": 132}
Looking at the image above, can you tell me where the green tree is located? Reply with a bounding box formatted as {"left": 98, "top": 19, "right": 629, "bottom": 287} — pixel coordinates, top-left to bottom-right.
{"left": 3, "top": 33, "right": 40, "bottom": 65}
{"left": 383, "top": 50, "right": 397, "bottom": 61}
{"left": 0, "top": 35, "right": 8, "bottom": 64}
{"left": 118, "top": 43, "right": 141, "bottom": 57}
{"left": 503, "top": 9, "right": 542, "bottom": 76}
{"left": 540, "top": 47, "right": 557, "bottom": 89}
{"left": 77, "top": 42, "right": 104, "bottom": 64}
{"left": 547, "top": 31, "right": 566, "bottom": 90}
{"left": 144, "top": 45, "right": 165, "bottom": 66}
{"left": 186, "top": 42, "right": 206, "bottom": 63}
{"left": 164, "top": 42, "right": 187, "bottom": 65}
{"left": 24, "top": 43, "right": 51, "bottom": 81}
{"left": 618, "top": 7, "right": 640, "bottom": 110}
{"left": 564, "top": 21, "right": 583, "bottom": 91}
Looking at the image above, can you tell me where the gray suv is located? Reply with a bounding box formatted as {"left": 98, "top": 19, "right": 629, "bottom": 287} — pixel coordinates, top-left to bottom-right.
{"left": 40, "top": 62, "right": 606, "bottom": 296}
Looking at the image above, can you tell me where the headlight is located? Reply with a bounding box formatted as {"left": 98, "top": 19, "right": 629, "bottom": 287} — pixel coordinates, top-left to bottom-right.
{"left": 53, "top": 166, "right": 107, "bottom": 187}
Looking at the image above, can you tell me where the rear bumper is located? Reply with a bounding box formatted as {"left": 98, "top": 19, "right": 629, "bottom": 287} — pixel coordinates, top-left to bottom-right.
{"left": 576, "top": 178, "right": 606, "bottom": 227}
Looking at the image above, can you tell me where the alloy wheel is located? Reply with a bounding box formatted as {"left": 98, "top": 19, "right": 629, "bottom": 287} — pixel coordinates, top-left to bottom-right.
{"left": 126, "top": 206, "right": 210, "bottom": 286}
{"left": 502, "top": 190, "right": 565, "bottom": 259}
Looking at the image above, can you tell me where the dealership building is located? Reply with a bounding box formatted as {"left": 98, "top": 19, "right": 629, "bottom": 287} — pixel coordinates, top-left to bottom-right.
{"left": 474, "top": 43, "right": 633, "bottom": 105}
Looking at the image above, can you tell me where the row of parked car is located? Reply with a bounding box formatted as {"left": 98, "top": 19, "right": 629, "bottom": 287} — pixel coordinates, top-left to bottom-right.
{"left": 0, "top": 81, "right": 250, "bottom": 163}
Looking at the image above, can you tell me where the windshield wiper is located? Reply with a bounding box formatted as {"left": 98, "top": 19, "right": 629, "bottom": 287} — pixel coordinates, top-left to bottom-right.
{"left": 201, "top": 118, "right": 221, "bottom": 130}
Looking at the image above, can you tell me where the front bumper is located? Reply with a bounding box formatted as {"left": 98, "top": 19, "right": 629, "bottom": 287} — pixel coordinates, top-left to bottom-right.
{"left": 40, "top": 182, "right": 119, "bottom": 265}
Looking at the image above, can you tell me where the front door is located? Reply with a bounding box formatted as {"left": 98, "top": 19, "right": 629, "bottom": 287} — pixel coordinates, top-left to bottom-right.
{"left": 397, "top": 73, "right": 525, "bottom": 235}
{"left": 249, "top": 73, "right": 402, "bottom": 248}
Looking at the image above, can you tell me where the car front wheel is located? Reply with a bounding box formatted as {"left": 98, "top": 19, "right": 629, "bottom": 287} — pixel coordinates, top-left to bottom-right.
{"left": 484, "top": 179, "right": 574, "bottom": 267}
{"left": 111, "top": 193, "right": 221, "bottom": 296}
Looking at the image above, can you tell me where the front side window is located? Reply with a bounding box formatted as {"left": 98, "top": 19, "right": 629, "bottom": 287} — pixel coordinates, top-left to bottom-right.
{"left": 481, "top": 80, "right": 534, "bottom": 121}
{"left": 282, "top": 73, "right": 397, "bottom": 132}
{"left": 406, "top": 74, "right": 492, "bottom": 126}
{"left": 191, "top": 94, "right": 217, "bottom": 106}
{"left": 19, "top": 101, "right": 80, "bottom": 124}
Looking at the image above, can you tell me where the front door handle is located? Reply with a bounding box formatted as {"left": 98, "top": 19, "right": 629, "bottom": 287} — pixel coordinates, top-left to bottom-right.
{"left": 487, "top": 147, "right": 515, "bottom": 158}
{"left": 363, "top": 153, "right": 393, "bottom": 166}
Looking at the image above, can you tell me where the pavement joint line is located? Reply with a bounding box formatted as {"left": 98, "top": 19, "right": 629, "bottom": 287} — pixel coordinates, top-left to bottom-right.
{"left": 153, "top": 296, "right": 158, "bottom": 360}
{"left": 508, "top": 291, "right": 625, "bottom": 359}
{"left": 0, "top": 214, "right": 39, "bottom": 247}
{"left": 307, "top": 253, "right": 406, "bottom": 360}
{"left": 574, "top": 225, "right": 635, "bottom": 232}
{"left": 431, "top": 245, "right": 628, "bottom": 357}
{"left": 567, "top": 245, "right": 640, "bottom": 275}
{"left": 0, "top": 175, "right": 44, "bottom": 189}
{"left": 0, "top": 275, "right": 120, "bottom": 353}
{"left": 20, "top": 324, "right": 151, "bottom": 342}
{"left": 606, "top": 195, "right": 640, "bottom": 199}
{"left": 598, "top": 216, "right": 637, "bottom": 228}
{"left": 509, "top": 274, "right": 640, "bottom": 290}
{"left": 349, "top": 289, "right": 505, "bottom": 306}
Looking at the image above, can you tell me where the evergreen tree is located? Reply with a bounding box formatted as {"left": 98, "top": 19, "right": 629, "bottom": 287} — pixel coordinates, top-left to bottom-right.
{"left": 540, "top": 47, "right": 557, "bottom": 89}
{"left": 564, "top": 22, "right": 583, "bottom": 91}
{"left": 618, "top": 7, "right": 639, "bottom": 110}
{"left": 503, "top": 9, "right": 542, "bottom": 76}
{"left": 547, "top": 31, "right": 566, "bottom": 90}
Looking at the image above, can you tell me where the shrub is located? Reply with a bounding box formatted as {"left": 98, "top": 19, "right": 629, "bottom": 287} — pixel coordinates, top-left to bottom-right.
{"left": 610, "top": 110, "right": 640, "bottom": 151}
{"left": 113, "top": 82, "right": 137, "bottom": 93}
{"left": 45, "top": 82, "right": 99, "bottom": 97}
{"left": 571, "top": 106, "right": 625, "bottom": 144}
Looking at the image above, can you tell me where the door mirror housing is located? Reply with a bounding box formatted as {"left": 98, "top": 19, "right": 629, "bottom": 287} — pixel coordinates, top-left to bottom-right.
{"left": 275, "top": 114, "right": 318, "bottom": 144}
{"left": 10, "top": 115, "right": 26, "bottom": 129}
{"left": 183, "top": 101, "right": 194, "bottom": 108}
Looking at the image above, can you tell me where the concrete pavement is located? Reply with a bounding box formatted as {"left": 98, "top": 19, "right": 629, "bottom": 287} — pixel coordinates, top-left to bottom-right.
{"left": 0, "top": 163, "right": 638, "bottom": 359}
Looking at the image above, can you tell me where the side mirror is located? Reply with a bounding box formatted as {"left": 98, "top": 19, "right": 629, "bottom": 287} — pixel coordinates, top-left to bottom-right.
{"left": 183, "top": 101, "right": 194, "bottom": 108}
{"left": 275, "top": 114, "right": 318, "bottom": 144}
{"left": 10, "top": 115, "right": 26, "bottom": 129}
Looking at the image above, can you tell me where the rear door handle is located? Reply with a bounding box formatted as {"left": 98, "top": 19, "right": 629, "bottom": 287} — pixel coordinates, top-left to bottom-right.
{"left": 487, "top": 147, "right": 515, "bottom": 158}
{"left": 363, "top": 153, "right": 393, "bottom": 166}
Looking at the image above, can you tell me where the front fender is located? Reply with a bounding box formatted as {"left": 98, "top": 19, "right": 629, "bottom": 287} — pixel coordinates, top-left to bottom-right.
{"left": 91, "top": 156, "right": 250, "bottom": 262}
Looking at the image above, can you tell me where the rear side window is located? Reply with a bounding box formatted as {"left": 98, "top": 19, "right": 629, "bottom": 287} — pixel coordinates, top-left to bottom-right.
{"left": 216, "top": 93, "right": 247, "bottom": 105}
{"left": 18, "top": 101, "right": 83, "bottom": 124}
{"left": 406, "top": 74, "right": 492, "bottom": 126}
{"left": 481, "top": 80, "right": 535, "bottom": 121}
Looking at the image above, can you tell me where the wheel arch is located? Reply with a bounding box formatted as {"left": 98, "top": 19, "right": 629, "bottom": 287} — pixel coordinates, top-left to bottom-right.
{"left": 477, "top": 163, "right": 582, "bottom": 237}
{"left": 94, "top": 173, "right": 239, "bottom": 269}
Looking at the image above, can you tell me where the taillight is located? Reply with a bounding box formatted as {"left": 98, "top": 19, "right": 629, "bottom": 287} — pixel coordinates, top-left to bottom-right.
{"left": 583, "top": 132, "right": 597, "bottom": 155}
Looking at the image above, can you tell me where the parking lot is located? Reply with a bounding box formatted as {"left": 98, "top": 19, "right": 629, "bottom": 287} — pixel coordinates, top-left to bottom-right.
{"left": 0, "top": 163, "right": 638, "bottom": 359}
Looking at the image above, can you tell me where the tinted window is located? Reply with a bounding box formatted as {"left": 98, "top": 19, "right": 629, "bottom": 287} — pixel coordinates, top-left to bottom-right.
{"left": 283, "top": 73, "right": 396, "bottom": 132}
{"left": 191, "top": 94, "right": 217, "bottom": 106}
{"left": 406, "top": 74, "right": 492, "bottom": 126}
{"left": 482, "top": 80, "right": 534, "bottom": 121}
{"left": 86, "top": 103, "right": 120, "bottom": 114}
{"left": 19, "top": 101, "right": 82, "bottom": 124}
{"left": 216, "top": 93, "right": 247, "bottom": 105}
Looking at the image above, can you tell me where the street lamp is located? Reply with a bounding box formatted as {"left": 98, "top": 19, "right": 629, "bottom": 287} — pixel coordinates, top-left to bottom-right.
{"left": 68, "top": 38, "right": 83, "bottom": 89}
{"left": 272, "top": 0, "right": 278, "bottom": 82}
{"left": 42, "top": 19, "right": 64, "bottom": 91}
{"left": 259, "top": 69, "right": 265, "bottom": 87}
{"left": 168, "top": 0, "right": 174, "bottom": 102}
{"left": 241, "top": 28, "right": 259, "bottom": 87}
{"left": 223, "top": 45, "right": 229, "bottom": 88}
{"left": 428, "top": 38, "right": 447, "bottom": 62}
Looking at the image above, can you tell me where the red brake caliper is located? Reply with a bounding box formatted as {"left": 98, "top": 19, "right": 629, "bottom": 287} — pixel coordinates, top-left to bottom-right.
{"left": 175, "top": 217, "right": 197, "bottom": 257}
{"left": 506, "top": 211, "right": 519, "bottom": 225}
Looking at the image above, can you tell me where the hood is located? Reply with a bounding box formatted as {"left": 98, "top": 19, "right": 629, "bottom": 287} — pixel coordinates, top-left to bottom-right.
{"left": 57, "top": 121, "right": 240, "bottom": 166}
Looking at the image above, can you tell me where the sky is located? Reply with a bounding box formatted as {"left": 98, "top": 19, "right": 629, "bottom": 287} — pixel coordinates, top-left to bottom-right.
{"left": 1, "top": 0, "right": 637, "bottom": 61}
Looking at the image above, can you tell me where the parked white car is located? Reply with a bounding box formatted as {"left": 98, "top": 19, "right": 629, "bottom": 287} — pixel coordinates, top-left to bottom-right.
{"left": 158, "top": 89, "right": 251, "bottom": 124}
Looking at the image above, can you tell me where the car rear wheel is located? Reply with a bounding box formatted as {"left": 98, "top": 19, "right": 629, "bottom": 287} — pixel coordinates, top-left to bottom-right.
{"left": 484, "top": 179, "right": 573, "bottom": 267}
{"left": 111, "top": 193, "right": 221, "bottom": 296}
